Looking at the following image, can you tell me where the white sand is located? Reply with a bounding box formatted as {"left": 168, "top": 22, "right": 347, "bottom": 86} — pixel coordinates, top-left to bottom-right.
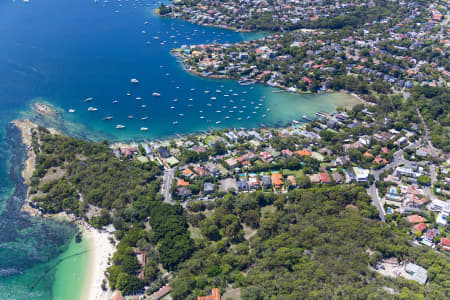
{"left": 82, "top": 223, "right": 116, "bottom": 300}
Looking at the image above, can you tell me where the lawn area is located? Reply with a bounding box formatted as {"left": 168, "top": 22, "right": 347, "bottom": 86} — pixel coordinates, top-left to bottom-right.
{"left": 282, "top": 169, "right": 304, "bottom": 177}
{"left": 218, "top": 164, "right": 229, "bottom": 175}
{"left": 204, "top": 135, "right": 219, "bottom": 144}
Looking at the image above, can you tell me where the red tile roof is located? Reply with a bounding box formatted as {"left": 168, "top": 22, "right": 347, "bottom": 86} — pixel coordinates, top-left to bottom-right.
{"left": 412, "top": 223, "right": 427, "bottom": 233}
{"left": 407, "top": 214, "right": 426, "bottom": 223}
{"left": 319, "top": 172, "right": 331, "bottom": 183}
{"left": 198, "top": 288, "right": 221, "bottom": 300}
{"left": 152, "top": 285, "right": 172, "bottom": 300}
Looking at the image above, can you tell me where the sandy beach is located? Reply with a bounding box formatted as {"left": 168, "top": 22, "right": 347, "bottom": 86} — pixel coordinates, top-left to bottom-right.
{"left": 12, "top": 118, "right": 117, "bottom": 300}
{"left": 81, "top": 222, "right": 116, "bottom": 300}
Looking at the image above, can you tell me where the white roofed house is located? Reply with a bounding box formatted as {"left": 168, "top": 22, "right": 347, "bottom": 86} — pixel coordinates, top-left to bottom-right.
{"left": 405, "top": 263, "right": 428, "bottom": 285}
{"left": 353, "top": 167, "right": 370, "bottom": 182}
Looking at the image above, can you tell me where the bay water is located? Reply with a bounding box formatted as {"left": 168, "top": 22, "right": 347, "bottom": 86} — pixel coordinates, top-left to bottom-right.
{"left": 0, "top": 0, "right": 358, "bottom": 299}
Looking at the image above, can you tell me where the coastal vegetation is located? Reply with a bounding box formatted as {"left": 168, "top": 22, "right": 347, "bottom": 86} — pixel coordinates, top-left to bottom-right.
{"left": 27, "top": 126, "right": 450, "bottom": 298}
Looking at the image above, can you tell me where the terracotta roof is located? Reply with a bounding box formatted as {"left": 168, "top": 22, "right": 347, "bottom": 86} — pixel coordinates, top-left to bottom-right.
{"left": 198, "top": 288, "right": 221, "bottom": 300}
{"left": 319, "top": 172, "right": 331, "bottom": 183}
{"left": 412, "top": 223, "right": 427, "bottom": 233}
{"left": 177, "top": 178, "right": 190, "bottom": 187}
{"left": 407, "top": 214, "right": 426, "bottom": 223}
{"left": 152, "top": 285, "right": 172, "bottom": 300}
{"left": 440, "top": 237, "right": 450, "bottom": 247}
{"left": 111, "top": 290, "right": 124, "bottom": 300}
{"left": 296, "top": 149, "right": 312, "bottom": 156}
{"left": 271, "top": 173, "right": 283, "bottom": 187}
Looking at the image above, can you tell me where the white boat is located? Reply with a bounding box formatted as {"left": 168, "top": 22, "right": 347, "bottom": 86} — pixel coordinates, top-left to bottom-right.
{"left": 216, "top": 121, "right": 221, "bottom": 124}
{"left": 173, "top": 121, "right": 179, "bottom": 125}
{"left": 141, "top": 116, "right": 149, "bottom": 120}
{"left": 211, "top": 97, "right": 216, "bottom": 100}
{"left": 152, "top": 92, "right": 160, "bottom": 97}
{"left": 68, "top": 109, "right": 75, "bottom": 113}
{"left": 84, "top": 97, "right": 93, "bottom": 102}
{"left": 126, "top": 92, "right": 131, "bottom": 96}
{"left": 200, "top": 116, "right": 205, "bottom": 119}
{"left": 170, "top": 106, "right": 175, "bottom": 109}
{"left": 130, "top": 78, "right": 139, "bottom": 84}
{"left": 179, "top": 113, "right": 184, "bottom": 116}
{"left": 88, "top": 107, "right": 98, "bottom": 111}
{"left": 116, "top": 124, "right": 125, "bottom": 129}
{"left": 104, "top": 116, "right": 113, "bottom": 120}
{"left": 136, "top": 97, "right": 142, "bottom": 100}
{"left": 112, "top": 100, "right": 119, "bottom": 104}
{"left": 141, "top": 105, "right": 146, "bottom": 108}
{"left": 140, "top": 127, "right": 148, "bottom": 131}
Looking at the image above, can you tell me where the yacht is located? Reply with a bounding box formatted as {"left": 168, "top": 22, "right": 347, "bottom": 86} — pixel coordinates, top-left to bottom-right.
{"left": 112, "top": 100, "right": 119, "bottom": 104}
{"left": 152, "top": 92, "right": 160, "bottom": 97}
{"left": 130, "top": 78, "right": 139, "bottom": 84}
{"left": 84, "top": 97, "right": 93, "bottom": 102}
{"left": 88, "top": 107, "right": 98, "bottom": 112}
{"left": 140, "top": 127, "right": 148, "bottom": 131}
{"left": 103, "top": 116, "right": 113, "bottom": 120}
{"left": 68, "top": 109, "right": 75, "bottom": 113}
{"left": 116, "top": 124, "right": 125, "bottom": 129}
{"left": 173, "top": 121, "right": 179, "bottom": 125}
{"left": 128, "top": 115, "right": 134, "bottom": 119}
{"left": 136, "top": 97, "right": 142, "bottom": 100}
{"left": 216, "top": 121, "right": 221, "bottom": 124}
{"left": 141, "top": 116, "right": 149, "bottom": 120}
{"left": 126, "top": 92, "right": 131, "bottom": 96}
{"left": 141, "top": 105, "right": 146, "bottom": 108}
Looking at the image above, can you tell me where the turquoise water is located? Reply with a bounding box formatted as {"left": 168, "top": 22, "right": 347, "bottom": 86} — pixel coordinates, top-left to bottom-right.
{"left": 0, "top": 0, "right": 358, "bottom": 299}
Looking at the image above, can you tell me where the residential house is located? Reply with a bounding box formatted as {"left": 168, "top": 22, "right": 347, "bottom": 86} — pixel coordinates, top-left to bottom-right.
{"left": 271, "top": 173, "right": 283, "bottom": 189}
{"left": 320, "top": 172, "right": 331, "bottom": 184}
{"left": 407, "top": 214, "right": 427, "bottom": 223}
{"left": 332, "top": 172, "right": 343, "bottom": 184}
{"left": 439, "top": 237, "right": 450, "bottom": 251}
{"left": 248, "top": 176, "right": 260, "bottom": 189}
{"left": 237, "top": 178, "right": 249, "bottom": 191}
{"left": 405, "top": 263, "right": 428, "bottom": 284}
{"left": 309, "top": 174, "right": 321, "bottom": 184}
{"left": 261, "top": 175, "right": 271, "bottom": 189}
{"left": 152, "top": 285, "right": 172, "bottom": 300}
{"left": 204, "top": 182, "right": 215, "bottom": 195}
{"left": 412, "top": 222, "right": 427, "bottom": 233}
{"left": 225, "top": 157, "right": 238, "bottom": 168}
{"left": 176, "top": 187, "right": 192, "bottom": 199}
{"left": 197, "top": 288, "right": 221, "bottom": 300}
{"left": 194, "top": 166, "right": 207, "bottom": 177}
{"left": 158, "top": 146, "right": 171, "bottom": 158}
{"left": 353, "top": 167, "right": 370, "bottom": 182}
{"left": 205, "top": 162, "right": 220, "bottom": 177}
{"left": 287, "top": 175, "right": 296, "bottom": 188}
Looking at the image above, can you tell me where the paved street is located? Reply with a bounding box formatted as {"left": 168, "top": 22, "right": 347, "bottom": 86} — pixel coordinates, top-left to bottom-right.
{"left": 162, "top": 168, "right": 175, "bottom": 205}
